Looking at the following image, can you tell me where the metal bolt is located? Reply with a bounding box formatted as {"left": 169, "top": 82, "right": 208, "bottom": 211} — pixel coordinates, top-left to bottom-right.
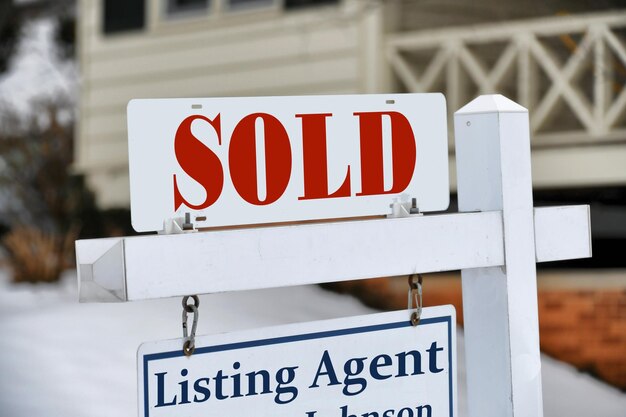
{"left": 182, "top": 212, "right": 194, "bottom": 231}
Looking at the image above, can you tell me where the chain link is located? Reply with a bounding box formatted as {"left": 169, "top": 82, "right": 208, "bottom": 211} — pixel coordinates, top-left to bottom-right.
{"left": 408, "top": 274, "right": 423, "bottom": 326}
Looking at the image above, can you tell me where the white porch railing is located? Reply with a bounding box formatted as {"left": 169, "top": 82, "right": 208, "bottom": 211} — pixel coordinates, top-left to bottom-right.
{"left": 387, "top": 11, "right": 626, "bottom": 147}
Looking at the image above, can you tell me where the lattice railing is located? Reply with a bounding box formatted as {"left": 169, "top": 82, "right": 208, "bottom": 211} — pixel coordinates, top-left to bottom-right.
{"left": 387, "top": 11, "right": 626, "bottom": 147}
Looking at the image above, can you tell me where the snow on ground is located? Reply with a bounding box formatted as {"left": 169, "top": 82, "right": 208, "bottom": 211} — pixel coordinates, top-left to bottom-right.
{"left": 0, "top": 269, "right": 625, "bottom": 417}
{"left": 0, "top": 17, "right": 77, "bottom": 120}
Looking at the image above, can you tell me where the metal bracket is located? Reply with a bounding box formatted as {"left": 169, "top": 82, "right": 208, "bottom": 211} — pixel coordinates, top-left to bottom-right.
{"left": 388, "top": 197, "right": 422, "bottom": 218}
{"left": 159, "top": 212, "right": 198, "bottom": 235}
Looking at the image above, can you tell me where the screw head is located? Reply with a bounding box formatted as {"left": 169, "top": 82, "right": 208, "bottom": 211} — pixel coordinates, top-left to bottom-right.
{"left": 183, "top": 340, "right": 195, "bottom": 356}
{"left": 410, "top": 312, "right": 420, "bottom": 327}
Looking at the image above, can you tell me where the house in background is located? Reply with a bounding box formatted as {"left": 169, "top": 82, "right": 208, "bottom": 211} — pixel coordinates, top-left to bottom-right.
{"left": 75, "top": 0, "right": 626, "bottom": 389}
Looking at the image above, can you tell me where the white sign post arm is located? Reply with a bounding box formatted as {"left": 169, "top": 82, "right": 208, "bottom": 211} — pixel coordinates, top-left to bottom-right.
{"left": 455, "top": 95, "right": 543, "bottom": 417}
{"left": 75, "top": 206, "right": 590, "bottom": 302}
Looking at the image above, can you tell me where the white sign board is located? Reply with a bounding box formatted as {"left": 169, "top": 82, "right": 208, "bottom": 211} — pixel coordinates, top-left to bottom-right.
{"left": 138, "top": 306, "right": 456, "bottom": 417}
{"left": 127, "top": 94, "right": 449, "bottom": 232}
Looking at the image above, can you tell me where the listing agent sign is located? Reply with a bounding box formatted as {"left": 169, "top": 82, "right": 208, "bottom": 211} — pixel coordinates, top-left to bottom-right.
{"left": 138, "top": 306, "right": 456, "bottom": 417}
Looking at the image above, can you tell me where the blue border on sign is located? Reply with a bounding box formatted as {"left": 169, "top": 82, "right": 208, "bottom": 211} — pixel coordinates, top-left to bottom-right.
{"left": 142, "top": 315, "right": 454, "bottom": 417}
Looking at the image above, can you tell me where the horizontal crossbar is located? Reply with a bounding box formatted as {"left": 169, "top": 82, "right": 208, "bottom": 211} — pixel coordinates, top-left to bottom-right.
{"left": 76, "top": 205, "right": 590, "bottom": 302}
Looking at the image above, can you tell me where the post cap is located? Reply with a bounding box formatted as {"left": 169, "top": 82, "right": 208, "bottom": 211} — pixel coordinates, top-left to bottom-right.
{"left": 455, "top": 94, "right": 527, "bottom": 115}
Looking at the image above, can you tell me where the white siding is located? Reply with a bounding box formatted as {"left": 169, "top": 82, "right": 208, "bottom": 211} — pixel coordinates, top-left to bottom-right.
{"left": 76, "top": 0, "right": 383, "bottom": 208}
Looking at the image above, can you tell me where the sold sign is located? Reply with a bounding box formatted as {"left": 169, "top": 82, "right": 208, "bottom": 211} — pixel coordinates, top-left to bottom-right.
{"left": 127, "top": 94, "right": 449, "bottom": 232}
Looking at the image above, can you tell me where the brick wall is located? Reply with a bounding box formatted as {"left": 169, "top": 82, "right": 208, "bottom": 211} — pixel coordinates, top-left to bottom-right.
{"left": 539, "top": 288, "right": 626, "bottom": 389}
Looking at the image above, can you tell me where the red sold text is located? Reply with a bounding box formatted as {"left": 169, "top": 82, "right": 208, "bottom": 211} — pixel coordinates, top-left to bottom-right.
{"left": 173, "top": 112, "right": 417, "bottom": 210}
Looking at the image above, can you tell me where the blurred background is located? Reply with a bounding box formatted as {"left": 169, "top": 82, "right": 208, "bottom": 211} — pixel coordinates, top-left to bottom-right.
{"left": 0, "top": 0, "right": 625, "bottom": 416}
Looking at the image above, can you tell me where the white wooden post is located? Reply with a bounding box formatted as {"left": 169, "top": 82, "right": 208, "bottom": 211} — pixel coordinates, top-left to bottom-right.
{"left": 455, "top": 95, "right": 543, "bottom": 417}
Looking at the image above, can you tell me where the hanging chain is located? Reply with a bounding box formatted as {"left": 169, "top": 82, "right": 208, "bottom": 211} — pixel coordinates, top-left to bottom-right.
{"left": 407, "top": 274, "right": 423, "bottom": 326}
{"left": 182, "top": 295, "right": 200, "bottom": 356}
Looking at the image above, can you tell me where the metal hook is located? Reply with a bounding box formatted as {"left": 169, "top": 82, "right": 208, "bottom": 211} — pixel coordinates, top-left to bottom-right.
{"left": 407, "top": 274, "right": 423, "bottom": 326}
{"left": 182, "top": 295, "right": 200, "bottom": 356}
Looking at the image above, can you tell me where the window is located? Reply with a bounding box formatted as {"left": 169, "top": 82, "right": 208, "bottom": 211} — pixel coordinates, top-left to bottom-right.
{"left": 228, "top": 0, "right": 275, "bottom": 11}
{"left": 167, "top": 0, "right": 209, "bottom": 15}
{"left": 156, "top": 0, "right": 338, "bottom": 25}
{"left": 285, "top": 0, "right": 339, "bottom": 10}
{"left": 103, "top": 0, "right": 145, "bottom": 34}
